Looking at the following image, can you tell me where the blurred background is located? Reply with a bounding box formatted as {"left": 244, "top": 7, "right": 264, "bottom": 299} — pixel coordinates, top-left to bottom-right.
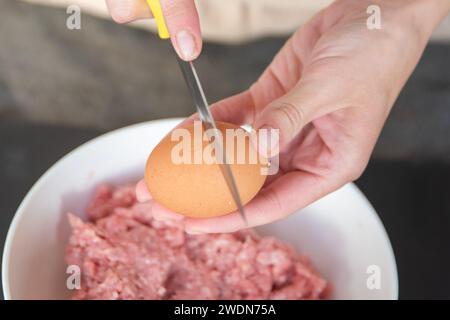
{"left": 0, "top": 0, "right": 449, "bottom": 299}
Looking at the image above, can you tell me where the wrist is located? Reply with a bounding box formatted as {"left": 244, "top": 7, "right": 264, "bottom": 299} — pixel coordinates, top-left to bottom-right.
{"left": 405, "top": 0, "right": 450, "bottom": 42}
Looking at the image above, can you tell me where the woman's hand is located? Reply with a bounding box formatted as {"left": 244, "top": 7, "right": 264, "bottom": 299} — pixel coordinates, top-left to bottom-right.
{"left": 137, "top": 0, "right": 450, "bottom": 233}
{"left": 105, "top": 0, "right": 202, "bottom": 61}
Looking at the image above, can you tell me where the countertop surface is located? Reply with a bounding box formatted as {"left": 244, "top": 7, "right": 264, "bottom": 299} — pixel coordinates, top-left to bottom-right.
{"left": 1, "top": 123, "right": 450, "bottom": 300}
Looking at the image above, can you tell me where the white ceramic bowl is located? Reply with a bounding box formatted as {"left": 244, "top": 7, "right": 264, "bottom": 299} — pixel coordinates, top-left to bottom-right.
{"left": 2, "top": 118, "right": 398, "bottom": 300}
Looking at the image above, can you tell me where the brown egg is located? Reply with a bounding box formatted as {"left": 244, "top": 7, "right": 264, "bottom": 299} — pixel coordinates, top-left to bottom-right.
{"left": 145, "top": 121, "right": 268, "bottom": 218}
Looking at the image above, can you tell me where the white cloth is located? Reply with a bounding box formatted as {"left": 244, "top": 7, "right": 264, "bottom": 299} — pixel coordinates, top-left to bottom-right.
{"left": 23, "top": 0, "right": 450, "bottom": 42}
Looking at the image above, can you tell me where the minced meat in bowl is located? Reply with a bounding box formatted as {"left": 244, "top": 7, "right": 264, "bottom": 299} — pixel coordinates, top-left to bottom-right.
{"left": 66, "top": 184, "right": 328, "bottom": 300}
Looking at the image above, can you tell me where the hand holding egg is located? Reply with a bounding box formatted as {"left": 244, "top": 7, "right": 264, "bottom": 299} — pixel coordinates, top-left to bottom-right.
{"left": 137, "top": 0, "right": 448, "bottom": 233}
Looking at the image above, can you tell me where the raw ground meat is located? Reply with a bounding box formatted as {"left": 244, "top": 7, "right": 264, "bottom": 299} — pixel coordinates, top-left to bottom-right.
{"left": 66, "top": 184, "right": 328, "bottom": 300}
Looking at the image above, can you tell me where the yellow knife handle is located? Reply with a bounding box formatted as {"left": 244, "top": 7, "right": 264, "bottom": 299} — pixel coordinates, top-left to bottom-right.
{"left": 146, "top": 0, "right": 170, "bottom": 39}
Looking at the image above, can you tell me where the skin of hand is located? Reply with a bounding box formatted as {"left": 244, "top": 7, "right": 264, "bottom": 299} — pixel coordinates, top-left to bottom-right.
{"left": 105, "top": 0, "right": 202, "bottom": 61}
{"left": 135, "top": 0, "right": 450, "bottom": 233}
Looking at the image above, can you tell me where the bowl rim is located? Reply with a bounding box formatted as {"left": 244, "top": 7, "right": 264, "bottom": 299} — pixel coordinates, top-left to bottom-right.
{"left": 341, "top": 183, "right": 399, "bottom": 299}
{"left": 2, "top": 118, "right": 398, "bottom": 300}
{"left": 2, "top": 118, "right": 181, "bottom": 300}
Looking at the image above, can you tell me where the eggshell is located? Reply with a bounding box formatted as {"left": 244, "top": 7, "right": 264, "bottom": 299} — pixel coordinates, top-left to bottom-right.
{"left": 145, "top": 121, "right": 268, "bottom": 218}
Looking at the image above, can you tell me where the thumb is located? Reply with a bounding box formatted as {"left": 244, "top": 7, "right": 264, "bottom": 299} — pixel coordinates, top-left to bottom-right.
{"left": 253, "top": 79, "right": 343, "bottom": 155}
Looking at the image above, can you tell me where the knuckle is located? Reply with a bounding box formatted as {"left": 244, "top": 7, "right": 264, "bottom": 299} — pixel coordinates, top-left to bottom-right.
{"left": 161, "top": 0, "right": 188, "bottom": 21}
{"left": 259, "top": 187, "right": 284, "bottom": 214}
{"left": 108, "top": 0, "right": 136, "bottom": 24}
{"left": 270, "top": 101, "right": 305, "bottom": 137}
{"left": 110, "top": 9, "right": 133, "bottom": 24}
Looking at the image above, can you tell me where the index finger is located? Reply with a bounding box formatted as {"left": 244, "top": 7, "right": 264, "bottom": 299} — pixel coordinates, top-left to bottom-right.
{"left": 182, "top": 171, "right": 341, "bottom": 233}
{"left": 106, "top": 0, "right": 202, "bottom": 61}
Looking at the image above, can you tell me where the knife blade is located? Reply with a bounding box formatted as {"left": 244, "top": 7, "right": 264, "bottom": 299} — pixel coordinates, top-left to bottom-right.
{"left": 176, "top": 57, "right": 248, "bottom": 224}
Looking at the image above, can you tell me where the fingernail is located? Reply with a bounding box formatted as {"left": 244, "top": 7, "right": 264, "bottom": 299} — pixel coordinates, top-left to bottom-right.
{"left": 176, "top": 30, "right": 196, "bottom": 60}
{"left": 256, "top": 126, "right": 280, "bottom": 158}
